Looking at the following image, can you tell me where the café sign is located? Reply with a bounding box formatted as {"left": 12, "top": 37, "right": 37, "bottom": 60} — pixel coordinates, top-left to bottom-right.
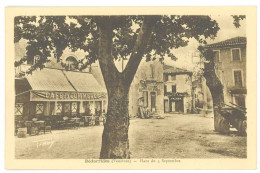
{"left": 170, "top": 97, "right": 183, "bottom": 101}
{"left": 30, "top": 91, "right": 106, "bottom": 101}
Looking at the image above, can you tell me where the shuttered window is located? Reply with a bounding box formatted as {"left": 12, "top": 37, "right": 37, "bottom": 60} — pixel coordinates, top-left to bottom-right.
{"left": 164, "top": 74, "right": 168, "bottom": 82}
{"left": 56, "top": 102, "right": 62, "bottom": 114}
{"left": 15, "top": 103, "right": 23, "bottom": 115}
{"left": 232, "top": 48, "right": 241, "bottom": 61}
{"left": 35, "top": 103, "right": 44, "bottom": 115}
{"left": 172, "top": 85, "right": 176, "bottom": 93}
{"left": 234, "top": 70, "right": 243, "bottom": 87}
{"left": 71, "top": 102, "right": 78, "bottom": 113}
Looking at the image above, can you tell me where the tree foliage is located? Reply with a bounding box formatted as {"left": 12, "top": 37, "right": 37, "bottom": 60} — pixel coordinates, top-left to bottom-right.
{"left": 232, "top": 15, "right": 246, "bottom": 28}
{"left": 14, "top": 15, "right": 220, "bottom": 74}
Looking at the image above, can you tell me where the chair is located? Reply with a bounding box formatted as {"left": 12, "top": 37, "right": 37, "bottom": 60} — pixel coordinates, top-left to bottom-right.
{"left": 37, "top": 121, "right": 46, "bottom": 134}
{"left": 44, "top": 120, "right": 52, "bottom": 133}
{"left": 30, "top": 127, "right": 39, "bottom": 136}
{"left": 24, "top": 121, "right": 32, "bottom": 135}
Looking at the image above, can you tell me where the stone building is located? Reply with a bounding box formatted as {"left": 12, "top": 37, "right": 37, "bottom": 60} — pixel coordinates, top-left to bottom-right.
{"left": 163, "top": 65, "right": 193, "bottom": 113}
{"left": 129, "top": 60, "right": 164, "bottom": 117}
{"left": 129, "top": 60, "right": 193, "bottom": 117}
{"left": 204, "top": 36, "right": 247, "bottom": 108}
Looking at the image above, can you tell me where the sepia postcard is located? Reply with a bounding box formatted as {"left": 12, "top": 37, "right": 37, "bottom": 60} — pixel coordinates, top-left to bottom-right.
{"left": 5, "top": 7, "right": 257, "bottom": 169}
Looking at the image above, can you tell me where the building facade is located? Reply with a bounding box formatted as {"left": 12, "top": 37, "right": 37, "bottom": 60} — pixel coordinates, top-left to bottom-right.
{"left": 14, "top": 41, "right": 108, "bottom": 124}
{"left": 129, "top": 60, "right": 193, "bottom": 117}
{"left": 129, "top": 60, "right": 164, "bottom": 117}
{"left": 204, "top": 36, "right": 247, "bottom": 108}
{"left": 15, "top": 68, "right": 107, "bottom": 122}
{"left": 163, "top": 65, "right": 193, "bottom": 113}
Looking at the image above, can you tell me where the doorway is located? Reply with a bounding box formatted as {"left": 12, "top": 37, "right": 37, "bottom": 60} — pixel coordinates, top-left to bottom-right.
{"left": 164, "top": 99, "right": 169, "bottom": 113}
{"left": 175, "top": 100, "right": 184, "bottom": 112}
{"left": 150, "top": 92, "right": 156, "bottom": 111}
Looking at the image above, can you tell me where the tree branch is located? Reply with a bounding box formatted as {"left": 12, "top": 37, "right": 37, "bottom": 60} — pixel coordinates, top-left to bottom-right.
{"left": 96, "top": 17, "right": 121, "bottom": 88}
{"left": 122, "top": 16, "right": 159, "bottom": 86}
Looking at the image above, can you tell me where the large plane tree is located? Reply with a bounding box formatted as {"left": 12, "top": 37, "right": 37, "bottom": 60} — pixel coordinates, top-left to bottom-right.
{"left": 15, "top": 15, "right": 220, "bottom": 159}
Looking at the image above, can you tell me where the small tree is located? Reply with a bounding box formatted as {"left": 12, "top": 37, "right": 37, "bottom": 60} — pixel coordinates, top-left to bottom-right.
{"left": 15, "top": 15, "right": 220, "bottom": 158}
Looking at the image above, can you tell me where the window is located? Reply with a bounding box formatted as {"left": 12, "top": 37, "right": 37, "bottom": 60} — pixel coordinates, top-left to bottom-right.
{"left": 233, "top": 70, "right": 243, "bottom": 87}
{"left": 35, "top": 103, "right": 44, "bottom": 115}
{"left": 15, "top": 103, "right": 23, "bottom": 115}
{"left": 164, "top": 85, "right": 167, "bottom": 95}
{"left": 84, "top": 101, "right": 90, "bottom": 115}
{"left": 65, "top": 56, "right": 77, "bottom": 70}
{"left": 172, "top": 85, "right": 176, "bottom": 93}
{"left": 213, "top": 50, "right": 220, "bottom": 62}
{"left": 143, "top": 91, "right": 148, "bottom": 107}
{"left": 235, "top": 96, "right": 245, "bottom": 108}
{"left": 232, "top": 48, "right": 241, "bottom": 61}
{"left": 56, "top": 102, "right": 62, "bottom": 114}
{"left": 164, "top": 74, "right": 168, "bottom": 82}
{"left": 71, "top": 102, "right": 78, "bottom": 113}
{"left": 64, "top": 103, "right": 71, "bottom": 114}
{"left": 171, "top": 74, "right": 176, "bottom": 81}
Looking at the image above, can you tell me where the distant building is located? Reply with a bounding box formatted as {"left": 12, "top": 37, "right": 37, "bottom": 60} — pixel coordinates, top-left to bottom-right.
{"left": 204, "top": 36, "right": 247, "bottom": 108}
{"left": 163, "top": 65, "right": 192, "bottom": 113}
{"left": 129, "top": 60, "right": 193, "bottom": 117}
{"left": 129, "top": 60, "right": 164, "bottom": 117}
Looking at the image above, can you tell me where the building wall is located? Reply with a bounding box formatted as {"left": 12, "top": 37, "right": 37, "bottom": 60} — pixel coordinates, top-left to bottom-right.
{"left": 213, "top": 45, "right": 246, "bottom": 105}
{"left": 164, "top": 74, "right": 192, "bottom": 113}
{"left": 129, "top": 60, "right": 164, "bottom": 117}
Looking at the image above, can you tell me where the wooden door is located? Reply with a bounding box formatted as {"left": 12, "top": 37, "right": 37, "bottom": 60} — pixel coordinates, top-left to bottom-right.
{"left": 175, "top": 100, "right": 184, "bottom": 112}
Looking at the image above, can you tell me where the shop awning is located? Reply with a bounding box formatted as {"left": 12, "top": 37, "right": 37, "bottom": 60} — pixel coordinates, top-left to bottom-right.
{"left": 16, "top": 68, "right": 107, "bottom": 102}
{"left": 26, "top": 68, "right": 75, "bottom": 92}
{"left": 64, "top": 71, "right": 106, "bottom": 93}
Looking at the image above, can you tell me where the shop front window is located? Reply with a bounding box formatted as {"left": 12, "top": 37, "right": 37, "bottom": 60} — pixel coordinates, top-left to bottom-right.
{"left": 95, "top": 101, "right": 102, "bottom": 116}
{"left": 56, "top": 102, "right": 62, "bottom": 115}
{"left": 36, "top": 103, "right": 44, "bottom": 115}
{"left": 15, "top": 103, "right": 23, "bottom": 115}
{"left": 64, "top": 102, "right": 71, "bottom": 115}
{"left": 84, "top": 101, "right": 91, "bottom": 115}
{"left": 71, "top": 102, "right": 78, "bottom": 114}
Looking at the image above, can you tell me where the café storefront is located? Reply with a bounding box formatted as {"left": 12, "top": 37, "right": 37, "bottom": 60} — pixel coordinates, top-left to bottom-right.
{"left": 164, "top": 93, "right": 187, "bottom": 113}
{"left": 15, "top": 68, "right": 107, "bottom": 131}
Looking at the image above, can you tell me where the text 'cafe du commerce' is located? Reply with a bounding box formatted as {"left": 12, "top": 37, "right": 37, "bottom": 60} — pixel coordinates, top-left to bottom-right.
{"left": 15, "top": 68, "right": 108, "bottom": 132}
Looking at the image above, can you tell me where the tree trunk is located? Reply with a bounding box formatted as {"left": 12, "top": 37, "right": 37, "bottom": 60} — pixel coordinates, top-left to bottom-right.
{"left": 96, "top": 16, "right": 158, "bottom": 158}
{"left": 203, "top": 51, "right": 230, "bottom": 133}
{"left": 100, "top": 83, "right": 130, "bottom": 159}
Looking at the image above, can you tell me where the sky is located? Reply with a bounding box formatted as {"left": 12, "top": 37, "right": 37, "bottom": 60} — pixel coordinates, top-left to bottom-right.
{"left": 162, "top": 15, "right": 246, "bottom": 71}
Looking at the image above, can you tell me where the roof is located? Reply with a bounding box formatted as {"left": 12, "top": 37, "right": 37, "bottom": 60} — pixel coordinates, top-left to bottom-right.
{"left": 163, "top": 65, "right": 192, "bottom": 75}
{"left": 204, "top": 36, "right": 247, "bottom": 49}
{"left": 64, "top": 71, "right": 106, "bottom": 93}
{"left": 26, "top": 68, "right": 75, "bottom": 92}
{"left": 25, "top": 68, "right": 106, "bottom": 93}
